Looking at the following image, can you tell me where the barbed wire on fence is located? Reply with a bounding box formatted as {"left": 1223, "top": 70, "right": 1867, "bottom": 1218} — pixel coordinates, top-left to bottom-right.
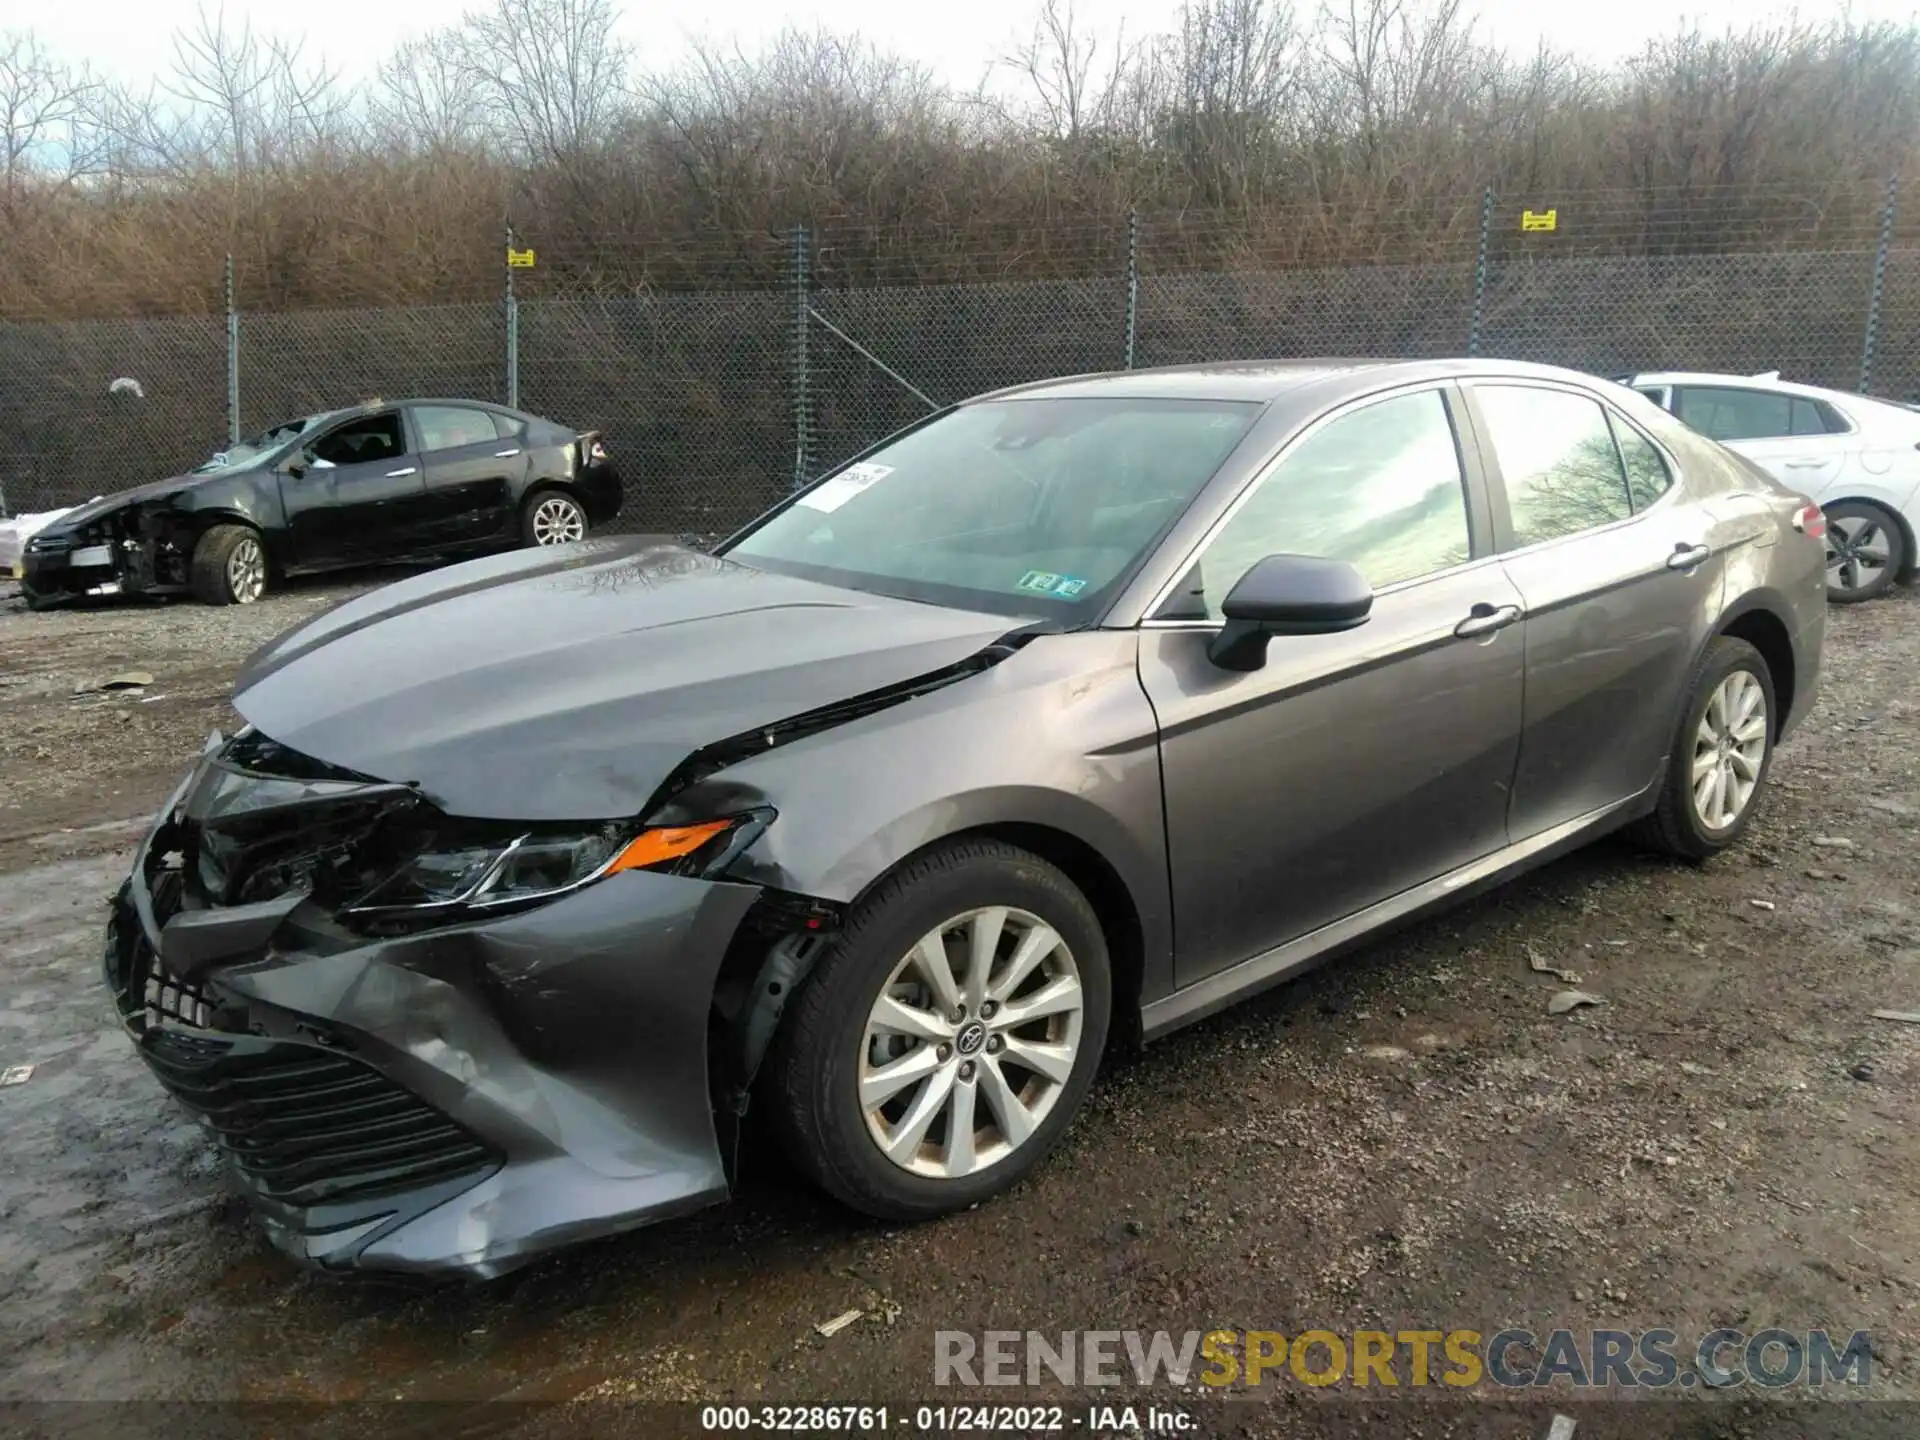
{"left": 3, "top": 183, "right": 1916, "bottom": 529}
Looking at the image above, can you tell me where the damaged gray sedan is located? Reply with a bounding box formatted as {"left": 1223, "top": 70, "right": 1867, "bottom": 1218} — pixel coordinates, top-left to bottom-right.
{"left": 106, "top": 359, "right": 1827, "bottom": 1277}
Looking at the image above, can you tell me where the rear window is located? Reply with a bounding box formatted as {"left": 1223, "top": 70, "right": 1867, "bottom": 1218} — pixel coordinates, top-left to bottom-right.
{"left": 1674, "top": 387, "right": 1843, "bottom": 441}
{"left": 414, "top": 406, "right": 501, "bottom": 452}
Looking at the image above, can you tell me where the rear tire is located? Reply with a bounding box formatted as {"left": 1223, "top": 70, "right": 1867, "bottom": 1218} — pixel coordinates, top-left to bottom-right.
{"left": 1627, "top": 636, "right": 1776, "bottom": 862}
{"left": 1823, "top": 499, "right": 1904, "bottom": 604}
{"left": 522, "top": 490, "right": 588, "bottom": 547}
{"left": 189, "top": 525, "right": 268, "bottom": 605}
{"left": 767, "top": 839, "right": 1111, "bottom": 1222}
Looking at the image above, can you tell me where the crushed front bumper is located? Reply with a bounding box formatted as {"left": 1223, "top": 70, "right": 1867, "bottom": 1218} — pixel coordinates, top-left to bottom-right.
{"left": 105, "top": 749, "right": 760, "bottom": 1279}
{"left": 21, "top": 540, "right": 122, "bottom": 605}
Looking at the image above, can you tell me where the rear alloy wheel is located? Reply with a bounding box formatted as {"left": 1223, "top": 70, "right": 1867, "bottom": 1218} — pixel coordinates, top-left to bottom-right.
{"left": 1823, "top": 499, "right": 1905, "bottom": 603}
{"left": 1627, "top": 636, "right": 1776, "bottom": 861}
{"left": 524, "top": 491, "right": 588, "bottom": 547}
{"left": 768, "top": 839, "right": 1111, "bottom": 1221}
{"left": 190, "top": 524, "right": 268, "bottom": 605}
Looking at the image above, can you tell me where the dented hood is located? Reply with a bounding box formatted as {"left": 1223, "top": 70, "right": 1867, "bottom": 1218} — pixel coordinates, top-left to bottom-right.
{"left": 232, "top": 537, "right": 1016, "bottom": 821}
{"left": 43, "top": 475, "right": 197, "bottom": 532}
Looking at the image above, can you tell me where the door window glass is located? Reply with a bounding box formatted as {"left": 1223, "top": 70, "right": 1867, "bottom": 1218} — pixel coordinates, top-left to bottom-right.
{"left": 414, "top": 406, "right": 501, "bottom": 453}
{"left": 1789, "top": 397, "right": 1838, "bottom": 435}
{"left": 1609, "top": 414, "right": 1673, "bottom": 511}
{"left": 1674, "top": 387, "right": 1794, "bottom": 441}
{"left": 307, "top": 413, "right": 406, "bottom": 467}
{"left": 1475, "top": 386, "right": 1633, "bottom": 546}
{"left": 1184, "top": 389, "right": 1471, "bottom": 618}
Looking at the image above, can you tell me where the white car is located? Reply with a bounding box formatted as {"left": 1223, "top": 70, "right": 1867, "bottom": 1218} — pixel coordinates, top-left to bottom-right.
{"left": 1621, "top": 370, "right": 1920, "bottom": 602}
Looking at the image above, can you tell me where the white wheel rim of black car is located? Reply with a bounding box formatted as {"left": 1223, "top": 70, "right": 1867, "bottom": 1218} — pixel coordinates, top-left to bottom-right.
{"left": 227, "top": 537, "right": 265, "bottom": 603}
{"left": 859, "top": 906, "right": 1084, "bottom": 1180}
{"left": 1826, "top": 513, "right": 1893, "bottom": 591}
{"left": 1691, "top": 670, "right": 1768, "bottom": 830}
{"left": 532, "top": 496, "right": 585, "bottom": 545}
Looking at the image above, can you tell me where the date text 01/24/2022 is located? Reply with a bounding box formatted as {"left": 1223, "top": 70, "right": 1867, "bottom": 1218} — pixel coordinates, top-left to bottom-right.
{"left": 698, "top": 1404, "right": 1198, "bottom": 1433}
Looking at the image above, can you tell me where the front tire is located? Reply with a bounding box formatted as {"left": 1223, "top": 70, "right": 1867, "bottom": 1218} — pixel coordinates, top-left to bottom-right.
{"left": 523, "top": 490, "right": 588, "bottom": 547}
{"left": 1824, "top": 499, "right": 1905, "bottom": 603}
{"left": 1628, "top": 636, "right": 1776, "bottom": 861}
{"left": 767, "top": 839, "right": 1111, "bottom": 1222}
{"left": 190, "top": 524, "right": 268, "bottom": 605}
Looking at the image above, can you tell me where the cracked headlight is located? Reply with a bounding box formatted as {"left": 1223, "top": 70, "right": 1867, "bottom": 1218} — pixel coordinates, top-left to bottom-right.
{"left": 347, "top": 815, "right": 761, "bottom": 922}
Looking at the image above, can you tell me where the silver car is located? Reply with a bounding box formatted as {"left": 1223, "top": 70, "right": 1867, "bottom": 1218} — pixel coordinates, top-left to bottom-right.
{"left": 105, "top": 358, "right": 1826, "bottom": 1277}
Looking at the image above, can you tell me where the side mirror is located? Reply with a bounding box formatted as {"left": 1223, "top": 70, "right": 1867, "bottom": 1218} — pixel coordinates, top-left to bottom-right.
{"left": 282, "top": 453, "right": 309, "bottom": 478}
{"left": 1207, "top": 553, "right": 1373, "bottom": 671}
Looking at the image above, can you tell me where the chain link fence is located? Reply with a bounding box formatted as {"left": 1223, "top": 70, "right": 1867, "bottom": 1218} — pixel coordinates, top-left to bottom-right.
{"left": 5, "top": 189, "right": 1917, "bottom": 533}
{"left": 517, "top": 293, "right": 791, "bottom": 540}
{"left": 0, "top": 315, "right": 225, "bottom": 517}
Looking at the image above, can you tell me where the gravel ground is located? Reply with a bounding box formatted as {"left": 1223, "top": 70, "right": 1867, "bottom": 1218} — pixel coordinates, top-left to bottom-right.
{"left": 1, "top": 575, "right": 1917, "bottom": 1437}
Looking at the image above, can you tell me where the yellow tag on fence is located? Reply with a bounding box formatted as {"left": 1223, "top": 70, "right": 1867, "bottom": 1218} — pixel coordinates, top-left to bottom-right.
{"left": 1521, "top": 209, "right": 1558, "bottom": 233}
{"left": 507, "top": 247, "right": 537, "bottom": 268}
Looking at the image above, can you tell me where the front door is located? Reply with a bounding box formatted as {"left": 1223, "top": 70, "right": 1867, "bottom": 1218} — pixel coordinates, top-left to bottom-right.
{"left": 1138, "top": 386, "right": 1527, "bottom": 987}
{"left": 1463, "top": 381, "right": 1728, "bottom": 837}
{"left": 279, "top": 410, "right": 427, "bottom": 568}
{"left": 412, "top": 405, "right": 527, "bottom": 546}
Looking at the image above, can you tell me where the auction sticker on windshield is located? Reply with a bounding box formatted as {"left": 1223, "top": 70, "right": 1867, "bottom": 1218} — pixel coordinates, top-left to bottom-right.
{"left": 798, "top": 462, "right": 894, "bottom": 514}
{"left": 1017, "top": 570, "right": 1088, "bottom": 599}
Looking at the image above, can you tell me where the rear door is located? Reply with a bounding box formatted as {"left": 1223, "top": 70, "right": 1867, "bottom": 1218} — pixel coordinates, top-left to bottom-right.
{"left": 412, "top": 404, "right": 528, "bottom": 546}
{"left": 1671, "top": 384, "right": 1851, "bottom": 497}
{"left": 278, "top": 410, "right": 428, "bottom": 568}
{"left": 1139, "top": 385, "right": 1528, "bottom": 987}
{"left": 1464, "top": 381, "right": 1726, "bottom": 838}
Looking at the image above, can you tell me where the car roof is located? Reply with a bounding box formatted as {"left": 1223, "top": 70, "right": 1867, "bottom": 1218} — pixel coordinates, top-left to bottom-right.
{"left": 395, "top": 397, "right": 525, "bottom": 415}
{"left": 1624, "top": 370, "right": 1848, "bottom": 400}
{"left": 975, "top": 357, "right": 1623, "bottom": 406}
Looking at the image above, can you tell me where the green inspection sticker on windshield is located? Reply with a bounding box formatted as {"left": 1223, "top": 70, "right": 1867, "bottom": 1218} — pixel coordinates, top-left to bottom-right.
{"left": 1016, "top": 570, "right": 1089, "bottom": 599}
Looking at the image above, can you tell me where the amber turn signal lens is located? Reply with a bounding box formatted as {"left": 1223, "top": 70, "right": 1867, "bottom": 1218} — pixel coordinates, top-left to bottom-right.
{"left": 604, "top": 820, "right": 736, "bottom": 874}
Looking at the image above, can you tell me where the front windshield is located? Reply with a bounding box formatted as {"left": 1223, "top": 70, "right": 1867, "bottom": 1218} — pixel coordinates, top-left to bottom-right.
{"left": 723, "top": 397, "right": 1262, "bottom": 616}
{"left": 195, "top": 414, "right": 330, "bottom": 474}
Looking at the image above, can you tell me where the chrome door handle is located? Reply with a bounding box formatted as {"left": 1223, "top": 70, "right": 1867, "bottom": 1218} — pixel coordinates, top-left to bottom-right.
{"left": 494, "top": 448, "right": 522, "bottom": 457}
{"left": 384, "top": 466, "right": 418, "bottom": 477}
{"left": 1667, "top": 543, "right": 1711, "bottom": 570}
{"left": 1454, "top": 602, "right": 1522, "bottom": 638}
{"left": 1782, "top": 460, "right": 1826, "bottom": 469}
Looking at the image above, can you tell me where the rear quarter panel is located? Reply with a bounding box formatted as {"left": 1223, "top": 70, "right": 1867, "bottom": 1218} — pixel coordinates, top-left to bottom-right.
{"left": 1674, "top": 430, "right": 1828, "bottom": 737}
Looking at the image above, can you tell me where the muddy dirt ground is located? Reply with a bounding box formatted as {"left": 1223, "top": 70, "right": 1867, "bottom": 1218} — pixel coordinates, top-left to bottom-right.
{"left": 1, "top": 574, "right": 1917, "bottom": 1439}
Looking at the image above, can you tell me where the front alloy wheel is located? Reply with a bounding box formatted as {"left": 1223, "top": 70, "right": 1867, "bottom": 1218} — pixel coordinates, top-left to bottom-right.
{"left": 768, "top": 839, "right": 1111, "bottom": 1221}
{"left": 190, "top": 523, "right": 269, "bottom": 605}
{"left": 859, "top": 907, "right": 1084, "bottom": 1180}
{"left": 226, "top": 536, "right": 267, "bottom": 603}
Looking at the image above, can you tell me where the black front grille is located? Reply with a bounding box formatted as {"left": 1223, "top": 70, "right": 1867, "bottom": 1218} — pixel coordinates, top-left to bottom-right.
{"left": 141, "top": 1029, "right": 499, "bottom": 1210}
{"left": 108, "top": 875, "right": 220, "bottom": 1029}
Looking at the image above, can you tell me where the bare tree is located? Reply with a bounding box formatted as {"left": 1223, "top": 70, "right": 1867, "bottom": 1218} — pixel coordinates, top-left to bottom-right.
{"left": 144, "top": 4, "right": 347, "bottom": 179}
{"left": 997, "top": 0, "right": 1123, "bottom": 140}
{"left": 373, "top": 29, "right": 484, "bottom": 152}
{"left": 1153, "top": 0, "right": 1304, "bottom": 208}
{"left": 0, "top": 30, "right": 101, "bottom": 207}
{"left": 457, "top": 0, "right": 631, "bottom": 163}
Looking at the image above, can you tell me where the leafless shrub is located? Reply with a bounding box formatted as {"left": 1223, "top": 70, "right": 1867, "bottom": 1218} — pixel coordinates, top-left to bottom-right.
{"left": 2, "top": 0, "right": 1919, "bottom": 318}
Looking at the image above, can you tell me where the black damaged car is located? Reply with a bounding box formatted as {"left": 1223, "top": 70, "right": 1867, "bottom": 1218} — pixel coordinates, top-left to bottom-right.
{"left": 21, "top": 398, "right": 620, "bottom": 608}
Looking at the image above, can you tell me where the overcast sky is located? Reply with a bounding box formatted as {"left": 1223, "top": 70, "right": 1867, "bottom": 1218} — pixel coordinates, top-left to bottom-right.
{"left": 28, "top": 0, "right": 1920, "bottom": 90}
